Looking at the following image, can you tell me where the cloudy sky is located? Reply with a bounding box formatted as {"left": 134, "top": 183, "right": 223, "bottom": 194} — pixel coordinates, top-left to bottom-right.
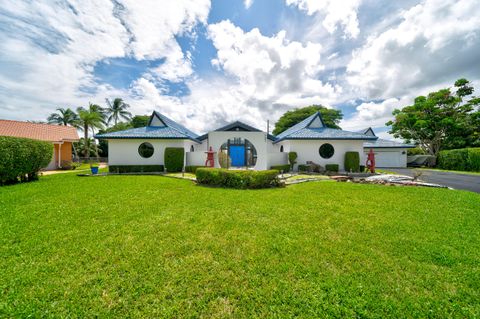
{"left": 0, "top": 0, "right": 479, "bottom": 138}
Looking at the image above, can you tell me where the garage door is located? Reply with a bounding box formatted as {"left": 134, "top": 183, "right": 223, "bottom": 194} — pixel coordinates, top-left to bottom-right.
{"left": 365, "top": 150, "right": 403, "bottom": 167}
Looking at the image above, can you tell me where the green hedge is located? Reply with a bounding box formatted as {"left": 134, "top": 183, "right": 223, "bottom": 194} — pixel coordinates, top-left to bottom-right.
{"left": 196, "top": 168, "right": 281, "bottom": 189}
{"left": 437, "top": 148, "right": 480, "bottom": 172}
{"left": 0, "top": 136, "right": 52, "bottom": 185}
{"left": 164, "top": 147, "right": 184, "bottom": 172}
{"left": 298, "top": 164, "right": 310, "bottom": 172}
{"left": 270, "top": 164, "right": 290, "bottom": 172}
{"left": 109, "top": 165, "right": 164, "bottom": 173}
{"left": 344, "top": 152, "right": 360, "bottom": 172}
{"left": 185, "top": 165, "right": 205, "bottom": 173}
{"left": 325, "top": 164, "right": 339, "bottom": 172}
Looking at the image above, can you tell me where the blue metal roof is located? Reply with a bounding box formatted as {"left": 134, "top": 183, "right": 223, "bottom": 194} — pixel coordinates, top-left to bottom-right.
{"left": 274, "top": 112, "right": 377, "bottom": 143}
{"left": 197, "top": 121, "right": 276, "bottom": 141}
{"left": 364, "top": 138, "right": 415, "bottom": 148}
{"left": 95, "top": 111, "right": 200, "bottom": 142}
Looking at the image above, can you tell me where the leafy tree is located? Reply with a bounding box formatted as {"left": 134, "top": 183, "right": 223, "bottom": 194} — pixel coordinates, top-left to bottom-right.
{"left": 77, "top": 103, "right": 105, "bottom": 160}
{"left": 47, "top": 108, "right": 79, "bottom": 126}
{"left": 74, "top": 138, "right": 99, "bottom": 158}
{"left": 131, "top": 115, "right": 150, "bottom": 128}
{"left": 273, "top": 105, "right": 343, "bottom": 135}
{"left": 105, "top": 98, "right": 132, "bottom": 125}
{"left": 386, "top": 78, "right": 480, "bottom": 156}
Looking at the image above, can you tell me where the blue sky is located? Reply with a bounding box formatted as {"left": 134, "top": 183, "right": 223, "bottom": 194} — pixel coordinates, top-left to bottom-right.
{"left": 0, "top": 0, "right": 479, "bottom": 136}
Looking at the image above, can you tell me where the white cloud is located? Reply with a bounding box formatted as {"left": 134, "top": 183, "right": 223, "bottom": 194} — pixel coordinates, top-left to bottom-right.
{"left": 340, "top": 97, "right": 407, "bottom": 131}
{"left": 347, "top": 0, "right": 480, "bottom": 100}
{"left": 207, "top": 20, "right": 338, "bottom": 106}
{"left": 244, "top": 0, "right": 254, "bottom": 9}
{"left": 286, "top": 0, "right": 361, "bottom": 38}
{"left": 0, "top": 0, "right": 210, "bottom": 120}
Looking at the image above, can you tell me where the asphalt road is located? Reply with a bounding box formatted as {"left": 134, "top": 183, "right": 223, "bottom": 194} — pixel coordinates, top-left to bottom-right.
{"left": 387, "top": 168, "right": 480, "bottom": 193}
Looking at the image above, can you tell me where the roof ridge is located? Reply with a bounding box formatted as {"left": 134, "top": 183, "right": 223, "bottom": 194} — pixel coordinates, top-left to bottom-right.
{"left": 275, "top": 112, "right": 318, "bottom": 139}
{"left": 153, "top": 111, "right": 199, "bottom": 138}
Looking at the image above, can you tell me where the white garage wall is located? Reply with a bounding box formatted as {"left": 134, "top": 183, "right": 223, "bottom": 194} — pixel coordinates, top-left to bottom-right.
{"left": 364, "top": 148, "right": 408, "bottom": 168}
{"left": 281, "top": 139, "right": 365, "bottom": 171}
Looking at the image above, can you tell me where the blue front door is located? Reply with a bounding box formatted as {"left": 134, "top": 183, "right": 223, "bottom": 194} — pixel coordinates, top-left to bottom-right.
{"left": 229, "top": 145, "right": 245, "bottom": 166}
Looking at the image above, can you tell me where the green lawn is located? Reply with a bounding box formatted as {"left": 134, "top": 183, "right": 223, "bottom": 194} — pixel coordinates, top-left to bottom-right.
{"left": 1, "top": 174, "right": 479, "bottom": 318}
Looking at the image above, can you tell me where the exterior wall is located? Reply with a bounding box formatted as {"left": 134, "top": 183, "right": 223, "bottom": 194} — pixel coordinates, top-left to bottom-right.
{"left": 268, "top": 152, "right": 288, "bottom": 167}
{"left": 282, "top": 139, "right": 365, "bottom": 171}
{"left": 107, "top": 139, "right": 186, "bottom": 166}
{"left": 48, "top": 142, "right": 73, "bottom": 169}
{"left": 207, "top": 131, "right": 270, "bottom": 170}
{"left": 364, "top": 148, "right": 408, "bottom": 168}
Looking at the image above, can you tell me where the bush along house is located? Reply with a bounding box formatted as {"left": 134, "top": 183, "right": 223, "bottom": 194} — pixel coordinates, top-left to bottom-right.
{"left": 95, "top": 111, "right": 412, "bottom": 172}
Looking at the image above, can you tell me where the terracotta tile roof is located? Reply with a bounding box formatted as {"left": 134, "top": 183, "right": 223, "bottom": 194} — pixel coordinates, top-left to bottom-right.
{"left": 0, "top": 119, "right": 79, "bottom": 142}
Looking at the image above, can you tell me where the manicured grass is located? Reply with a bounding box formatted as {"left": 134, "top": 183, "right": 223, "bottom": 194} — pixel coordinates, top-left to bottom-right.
{"left": 1, "top": 174, "right": 479, "bottom": 317}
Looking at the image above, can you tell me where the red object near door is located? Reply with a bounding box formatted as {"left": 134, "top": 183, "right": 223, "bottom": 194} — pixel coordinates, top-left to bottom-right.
{"left": 366, "top": 148, "right": 375, "bottom": 173}
{"left": 205, "top": 146, "right": 215, "bottom": 167}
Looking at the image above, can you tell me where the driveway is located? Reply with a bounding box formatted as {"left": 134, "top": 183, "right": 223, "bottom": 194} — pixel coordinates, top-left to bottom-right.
{"left": 387, "top": 168, "right": 480, "bottom": 193}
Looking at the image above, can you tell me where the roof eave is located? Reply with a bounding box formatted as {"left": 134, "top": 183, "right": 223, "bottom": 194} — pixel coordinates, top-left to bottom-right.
{"left": 274, "top": 136, "right": 378, "bottom": 144}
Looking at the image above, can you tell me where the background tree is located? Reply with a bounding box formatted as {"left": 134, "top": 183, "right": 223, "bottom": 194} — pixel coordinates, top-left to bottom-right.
{"left": 105, "top": 98, "right": 132, "bottom": 125}
{"left": 131, "top": 115, "right": 150, "bottom": 128}
{"left": 77, "top": 104, "right": 105, "bottom": 160}
{"left": 47, "top": 108, "right": 79, "bottom": 126}
{"left": 73, "top": 138, "right": 99, "bottom": 158}
{"left": 273, "top": 105, "right": 343, "bottom": 135}
{"left": 386, "top": 78, "right": 480, "bottom": 156}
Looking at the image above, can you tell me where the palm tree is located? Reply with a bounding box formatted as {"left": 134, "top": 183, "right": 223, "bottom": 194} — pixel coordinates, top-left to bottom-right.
{"left": 77, "top": 103, "right": 105, "bottom": 161}
{"left": 47, "top": 108, "right": 79, "bottom": 126}
{"left": 105, "top": 98, "right": 132, "bottom": 125}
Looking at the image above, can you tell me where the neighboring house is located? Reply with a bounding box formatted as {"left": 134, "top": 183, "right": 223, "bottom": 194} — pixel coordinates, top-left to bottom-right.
{"left": 97, "top": 111, "right": 390, "bottom": 171}
{"left": 0, "top": 120, "right": 79, "bottom": 170}
{"left": 359, "top": 127, "right": 415, "bottom": 168}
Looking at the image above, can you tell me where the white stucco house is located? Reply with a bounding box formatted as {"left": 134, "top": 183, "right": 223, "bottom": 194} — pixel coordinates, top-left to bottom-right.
{"left": 95, "top": 111, "right": 412, "bottom": 171}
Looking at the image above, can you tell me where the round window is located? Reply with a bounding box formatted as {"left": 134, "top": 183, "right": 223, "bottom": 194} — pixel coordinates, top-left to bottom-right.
{"left": 319, "top": 143, "right": 334, "bottom": 159}
{"left": 138, "top": 142, "right": 154, "bottom": 158}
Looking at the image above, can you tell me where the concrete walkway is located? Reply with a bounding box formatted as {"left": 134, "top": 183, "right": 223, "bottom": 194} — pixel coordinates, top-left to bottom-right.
{"left": 388, "top": 168, "right": 480, "bottom": 193}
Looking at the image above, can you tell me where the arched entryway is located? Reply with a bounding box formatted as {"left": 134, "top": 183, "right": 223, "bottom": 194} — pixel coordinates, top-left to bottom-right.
{"left": 219, "top": 138, "right": 257, "bottom": 168}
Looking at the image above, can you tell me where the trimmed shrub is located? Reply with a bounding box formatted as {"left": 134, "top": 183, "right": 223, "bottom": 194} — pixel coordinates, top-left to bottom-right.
{"left": 60, "top": 160, "right": 74, "bottom": 170}
{"left": 298, "top": 164, "right": 310, "bottom": 172}
{"left": 185, "top": 165, "right": 205, "bottom": 173}
{"left": 359, "top": 165, "right": 366, "bottom": 172}
{"left": 109, "top": 165, "right": 164, "bottom": 173}
{"left": 325, "top": 164, "right": 339, "bottom": 172}
{"left": 468, "top": 149, "right": 480, "bottom": 172}
{"left": 271, "top": 164, "right": 290, "bottom": 172}
{"left": 164, "top": 147, "right": 184, "bottom": 172}
{"left": 344, "top": 152, "right": 360, "bottom": 172}
{"left": 196, "top": 168, "right": 280, "bottom": 189}
{"left": 288, "top": 152, "right": 297, "bottom": 169}
{"left": 437, "top": 148, "right": 480, "bottom": 172}
{"left": 0, "top": 136, "right": 52, "bottom": 185}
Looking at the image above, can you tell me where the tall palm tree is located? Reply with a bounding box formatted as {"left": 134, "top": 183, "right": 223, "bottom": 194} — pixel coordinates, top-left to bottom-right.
{"left": 105, "top": 98, "right": 132, "bottom": 125}
{"left": 77, "top": 103, "right": 105, "bottom": 161}
{"left": 47, "top": 108, "right": 79, "bottom": 126}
